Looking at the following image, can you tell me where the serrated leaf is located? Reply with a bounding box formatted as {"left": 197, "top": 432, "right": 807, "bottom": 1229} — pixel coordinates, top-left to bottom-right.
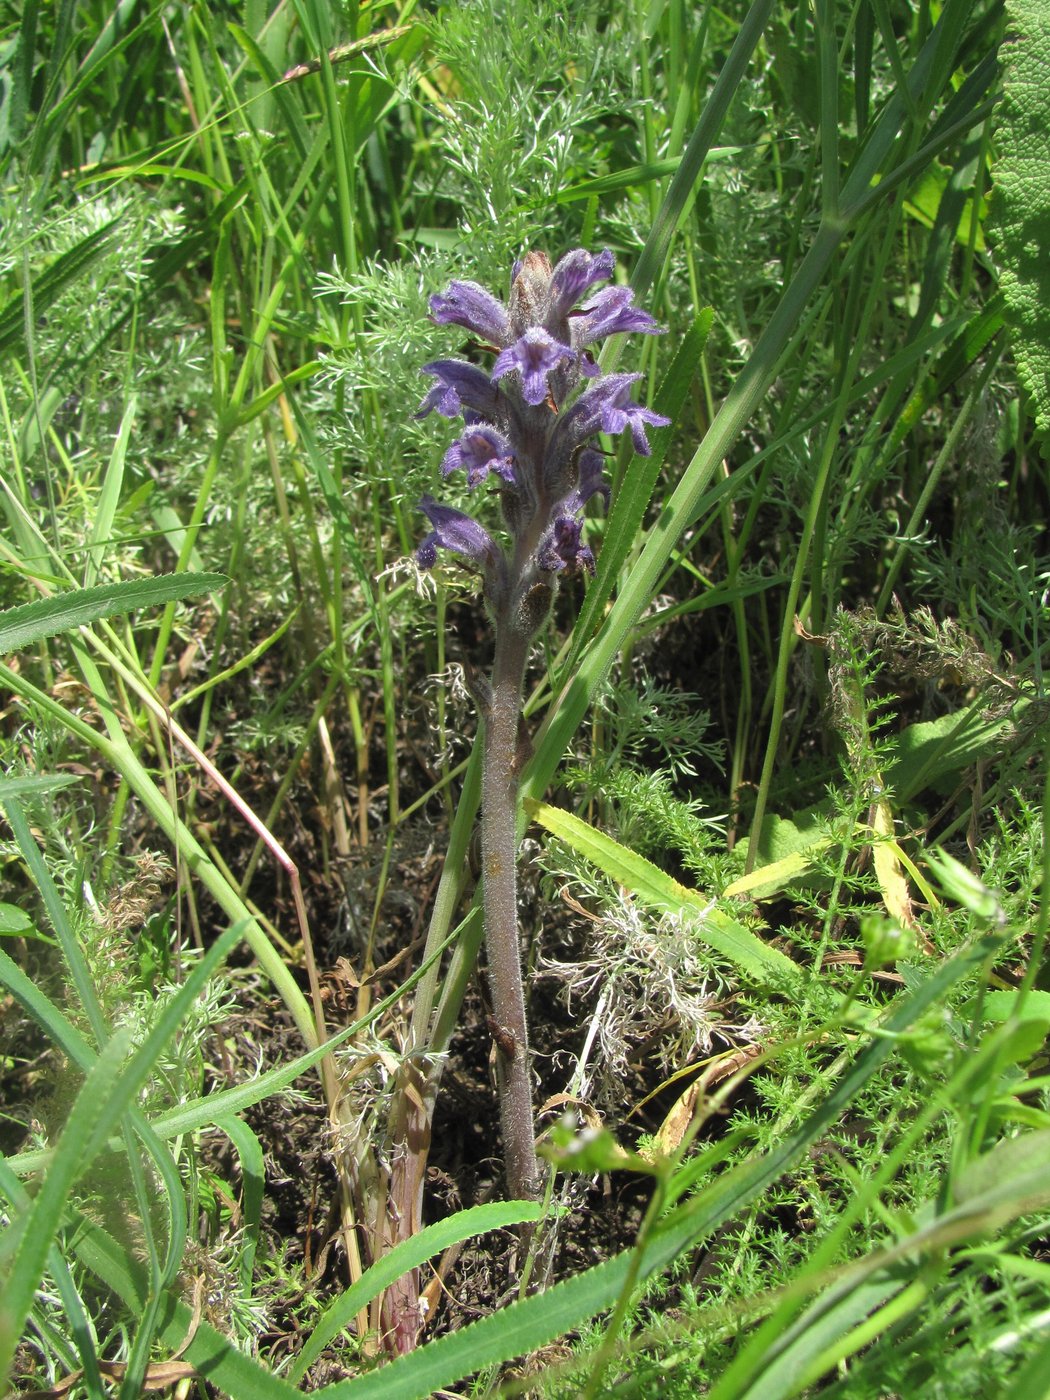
{"left": 525, "top": 799, "right": 800, "bottom": 987}
{"left": 990, "top": 0, "right": 1050, "bottom": 443}
{"left": 0, "top": 573, "right": 227, "bottom": 653}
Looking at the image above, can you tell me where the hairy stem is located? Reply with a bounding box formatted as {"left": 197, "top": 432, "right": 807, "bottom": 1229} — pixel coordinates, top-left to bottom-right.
{"left": 482, "top": 621, "right": 539, "bottom": 1201}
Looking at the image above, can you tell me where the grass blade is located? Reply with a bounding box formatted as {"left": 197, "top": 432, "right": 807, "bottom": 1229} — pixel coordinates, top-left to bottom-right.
{"left": 0, "top": 573, "right": 228, "bottom": 652}
{"left": 291, "top": 1202, "right": 546, "bottom": 1383}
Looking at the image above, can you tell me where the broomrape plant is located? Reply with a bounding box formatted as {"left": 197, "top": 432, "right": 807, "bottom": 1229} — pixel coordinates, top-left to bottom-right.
{"left": 415, "top": 248, "right": 668, "bottom": 1200}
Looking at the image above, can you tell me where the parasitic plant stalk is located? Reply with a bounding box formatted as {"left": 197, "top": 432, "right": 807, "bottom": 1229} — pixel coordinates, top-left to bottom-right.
{"left": 417, "top": 248, "right": 667, "bottom": 1199}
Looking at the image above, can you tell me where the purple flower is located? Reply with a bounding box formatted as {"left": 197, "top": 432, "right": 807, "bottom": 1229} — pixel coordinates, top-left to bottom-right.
{"left": 416, "top": 360, "right": 501, "bottom": 420}
{"left": 430, "top": 280, "right": 512, "bottom": 346}
{"left": 492, "top": 328, "right": 574, "bottom": 407}
{"left": 575, "top": 448, "right": 611, "bottom": 509}
{"left": 573, "top": 286, "right": 663, "bottom": 346}
{"left": 538, "top": 514, "right": 595, "bottom": 575}
{"left": 441, "top": 426, "right": 517, "bottom": 488}
{"left": 567, "top": 373, "right": 670, "bottom": 456}
{"left": 548, "top": 249, "right": 615, "bottom": 319}
{"left": 417, "top": 495, "right": 500, "bottom": 570}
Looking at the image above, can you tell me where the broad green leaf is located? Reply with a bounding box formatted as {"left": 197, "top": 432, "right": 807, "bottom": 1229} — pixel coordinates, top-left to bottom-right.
{"left": 904, "top": 163, "right": 987, "bottom": 251}
{"left": 885, "top": 704, "right": 1022, "bottom": 798}
{"left": 724, "top": 839, "right": 836, "bottom": 900}
{"left": 0, "top": 573, "right": 228, "bottom": 653}
{"left": 990, "top": 0, "right": 1050, "bottom": 443}
{"left": 746, "top": 698, "right": 1024, "bottom": 889}
{"left": 0, "top": 904, "right": 32, "bottom": 935}
{"left": 525, "top": 799, "right": 800, "bottom": 986}
{"left": 977, "top": 989, "right": 1050, "bottom": 1024}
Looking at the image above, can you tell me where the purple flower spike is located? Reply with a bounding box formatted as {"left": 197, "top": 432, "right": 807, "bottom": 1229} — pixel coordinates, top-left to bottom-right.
{"left": 441, "top": 426, "right": 517, "bottom": 488}
{"left": 417, "top": 494, "right": 499, "bottom": 569}
{"left": 417, "top": 359, "right": 500, "bottom": 420}
{"left": 492, "top": 328, "right": 574, "bottom": 407}
{"left": 574, "top": 286, "right": 664, "bottom": 345}
{"left": 413, "top": 245, "right": 671, "bottom": 1208}
{"left": 548, "top": 248, "right": 615, "bottom": 318}
{"left": 418, "top": 248, "right": 667, "bottom": 593}
{"left": 430, "top": 280, "right": 513, "bottom": 347}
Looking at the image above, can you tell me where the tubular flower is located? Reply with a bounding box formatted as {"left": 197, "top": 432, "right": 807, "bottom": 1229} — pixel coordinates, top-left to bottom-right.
{"left": 416, "top": 248, "right": 669, "bottom": 603}
{"left": 429, "top": 280, "right": 513, "bottom": 346}
{"left": 440, "top": 425, "right": 517, "bottom": 488}
{"left": 417, "top": 495, "right": 501, "bottom": 574}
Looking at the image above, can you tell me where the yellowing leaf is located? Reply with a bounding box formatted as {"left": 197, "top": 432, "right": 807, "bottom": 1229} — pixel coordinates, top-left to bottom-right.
{"left": 723, "top": 840, "right": 834, "bottom": 900}
{"left": 871, "top": 797, "right": 915, "bottom": 928}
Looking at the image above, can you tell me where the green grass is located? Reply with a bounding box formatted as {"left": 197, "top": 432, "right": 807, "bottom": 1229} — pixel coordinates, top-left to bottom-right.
{"left": 1, "top": 0, "right": 1048, "bottom": 1395}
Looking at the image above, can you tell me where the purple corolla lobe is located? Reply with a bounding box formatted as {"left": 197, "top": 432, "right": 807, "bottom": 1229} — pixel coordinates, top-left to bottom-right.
{"left": 547, "top": 248, "right": 616, "bottom": 320}
{"left": 573, "top": 285, "right": 663, "bottom": 346}
{"left": 492, "top": 328, "right": 575, "bottom": 407}
{"left": 565, "top": 372, "right": 670, "bottom": 456}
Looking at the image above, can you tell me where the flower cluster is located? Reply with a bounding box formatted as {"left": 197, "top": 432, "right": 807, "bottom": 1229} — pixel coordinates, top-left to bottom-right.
{"left": 416, "top": 249, "right": 668, "bottom": 633}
